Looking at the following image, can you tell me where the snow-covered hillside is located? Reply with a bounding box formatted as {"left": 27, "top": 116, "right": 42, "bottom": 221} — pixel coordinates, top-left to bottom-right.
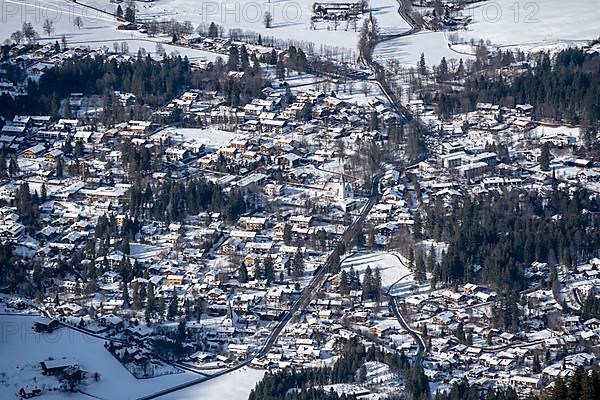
{"left": 71, "top": 0, "right": 408, "bottom": 54}
{"left": 461, "top": 0, "right": 599, "bottom": 48}
{"left": 158, "top": 366, "right": 265, "bottom": 400}
{"left": 0, "top": 0, "right": 221, "bottom": 59}
{"left": 375, "top": 0, "right": 600, "bottom": 66}
{"left": 0, "top": 314, "right": 196, "bottom": 399}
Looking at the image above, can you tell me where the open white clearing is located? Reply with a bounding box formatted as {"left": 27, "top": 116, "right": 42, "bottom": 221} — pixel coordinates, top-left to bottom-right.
{"left": 341, "top": 251, "right": 413, "bottom": 289}
{"left": 74, "top": 0, "right": 409, "bottom": 56}
{"left": 461, "top": 0, "right": 600, "bottom": 48}
{"left": 375, "top": 30, "right": 472, "bottom": 66}
{"left": 160, "top": 127, "right": 240, "bottom": 151}
{"left": 0, "top": 0, "right": 122, "bottom": 45}
{"left": 157, "top": 366, "right": 265, "bottom": 400}
{"left": 375, "top": 0, "right": 600, "bottom": 66}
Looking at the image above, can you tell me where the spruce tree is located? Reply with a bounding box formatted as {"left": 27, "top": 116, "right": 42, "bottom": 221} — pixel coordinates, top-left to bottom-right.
{"left": 540, "top": 142, "right": 550, "bottom": 171}
{"left": 415, "top": 250, "right": 426, "bottom": 283}
{"left": 339, "top": 270, "right": 350, "bottom": 296}
{"left": 264, "top": 255, "right": 275, "bottom": 283}
{"left": 238, "top": 264, "right": 248, "bottom": 283}
{"left": 167, "top": 290, "right": 178, "bottom": 320}
{"left": 122, "top": 279, "right": 130, "bottom": 307}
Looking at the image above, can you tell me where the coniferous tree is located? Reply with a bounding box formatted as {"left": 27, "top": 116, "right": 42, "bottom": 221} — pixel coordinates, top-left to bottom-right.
{"left": 540, "top": 142, "right": 551, "bottom": 171}
{"left": 122, "top": 279, "right": 130, "bottom": 307}
{"left": 415, "top": 250, "right": 426, "bottom": 283}
{"left": 145, "top": 281, "right": 155, "bottom": 320}
{"left": 283, "top": 224, "right": 292, "bottom": 245}
{"left": 373, "top": 267, "right": 382, "bottom": 302}
{"left": 0, "top": 152, "right": 7, "bottom": 178}
{"left": 292, "top": 248, "right": 305, "bottom": 280}
{"left": 124, "top": 5, "right": 135, "bottom": 23}
{"left": 264, "top": 255, "right": 275, "bottom": 283}
{"left": 418, "top": 52, "right": 427, "bottom": 76}
{"left": 238, "top": 264, "right": 249, "bottom": 283}
{"left": 167, "top": 290, "right": 178, "bottom": 320}
{"left": 132, "top": 282, "right": 142, "bottom": 310}
{"left": 227, "top": 45, "right": 240, "bottom": 71}
{"left": 427, "top": 245, "right": 436, "bottom": 272}
{"left": 339, "top": 270, "right": 350, "bottom": 296}
{"left": 275, "top": 59, "right": 285, "bottom": 80}
{"left": 362, "top": 266, "right": 373, "bottom": 301}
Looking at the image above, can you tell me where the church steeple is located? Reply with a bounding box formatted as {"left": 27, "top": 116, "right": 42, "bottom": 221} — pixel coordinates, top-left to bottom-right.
{"left": 367, "top": 11, "right": 375, "bottom": 38}
{"left": 339, "top": 173, "right": 346, "bottom": 201}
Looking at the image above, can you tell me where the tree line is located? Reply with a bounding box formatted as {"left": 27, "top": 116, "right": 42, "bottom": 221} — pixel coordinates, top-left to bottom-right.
{"left": 249, "top": 337, "right": 429, "bottom": 400}
{"left": 0, "top": 50, "right": 266, "bottom": 122}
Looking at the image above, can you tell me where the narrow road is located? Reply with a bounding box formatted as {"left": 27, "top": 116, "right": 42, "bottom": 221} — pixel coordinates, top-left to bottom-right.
{"left": 138, "top": 174, "right": 382, "bottom": 400}
{"left": 385, "top": 253, "right": 427, "bottom": 363}
{"left": 389, "top": 296, "right": 426, "bottom": 363}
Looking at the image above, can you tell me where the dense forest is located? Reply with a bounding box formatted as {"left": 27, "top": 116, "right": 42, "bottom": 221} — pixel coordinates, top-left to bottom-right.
{"left": 0, "top": 47, "right": 265, "bottom": 122}
{"left": 125, "top": 178, "right": 246, "bottom": 224}
{"left": 249, "top": 338, "right": 429, "bottom": 400}
{"left": 423, "top": 188, "right": 600, "bottom": 294}
{"left": 548, "top": 367, "right": 600, "bottom": 400}
{"left": 436, "top": 48, "right": 599, "bottom": 138}
{"left": 0, "top": 54, "right": 189, "bottom": 119}
{"left": 0, "top": 37, "right": 355, "bottom": 125}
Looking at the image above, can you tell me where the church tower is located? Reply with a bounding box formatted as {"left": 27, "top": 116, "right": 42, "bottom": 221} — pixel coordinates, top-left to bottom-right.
{"left": 367, "top": 11, "right": 376, "bottom": 40}
{"left": 338, "top": 173, "right": 353, "bottom": 212}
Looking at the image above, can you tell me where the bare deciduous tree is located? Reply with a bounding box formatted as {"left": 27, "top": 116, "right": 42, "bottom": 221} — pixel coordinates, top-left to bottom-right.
{"left": 43, "top": 19, "right": 55, "bottom": 36}
{"left": 155, "top": 43, "right": 166, "bottom": 57}
{"left": 263, "top": 11, "right": 273, "bottom": 28}
{"left": 73, "top": 16, "right": 84, "bottom": 30}
{"left": 10, "top": 30, "right": 23, "bottom": 45}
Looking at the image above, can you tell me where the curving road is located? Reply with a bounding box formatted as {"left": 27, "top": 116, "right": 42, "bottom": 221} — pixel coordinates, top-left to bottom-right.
{"left": 390, "top": 296, "right": 426, "bottom": 363}
{"left": 377, "top": 0, "right": 421, "bottom": 43}
{"left": 386, "top": 254, "right": 427, "bottom": 363}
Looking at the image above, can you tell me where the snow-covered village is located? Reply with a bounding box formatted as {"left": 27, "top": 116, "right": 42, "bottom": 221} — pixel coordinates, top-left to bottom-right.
{"left": 0, "top": 0, "right": 599, "bottom": 399}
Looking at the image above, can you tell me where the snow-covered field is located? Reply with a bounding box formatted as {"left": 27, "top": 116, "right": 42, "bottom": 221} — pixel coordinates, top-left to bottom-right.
{"left": 375, "top": 30, "right": 471, "bottom": 66}
{"left": 341, "top": 251, "right": 412, "bottom": 289}
{"left": 75, "top": 0, "right": 406, "bottom": 56}
{"left": 336, "top": 80, "right": 386, "bottom": 106}
{"left": 0, "top": 314, "right": 196, "bottom": 399}
{"left": 129, "top": 242, "right": 170, "bottom": 261}
{"left": 0, "top": 0, "right": 409, "bottom": 58}
{"left": 0, "top": 0, "right": 220, "bottom": 59}
{"left": 530, "top": 124, "right": 581, "bottom": 141}
{"left": 374, "top": 0, "right": 411, "bottom": 37}
{"left": 164, "top": 127, "right": 240, "bottom": 151}
{"left": 461, "top": 0, "right": 600, "bottom": 48}
{"left": 159, "top": 366, "right": 265, "bottom": 400}
{"left": 0, "top": 0, "right": 121, "bottom": 44}
{"left": 376, "top": 0, "right": 600, "bottom": 66}
{"left": 3, "top": 0, "right": 596, "bottom": 70}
